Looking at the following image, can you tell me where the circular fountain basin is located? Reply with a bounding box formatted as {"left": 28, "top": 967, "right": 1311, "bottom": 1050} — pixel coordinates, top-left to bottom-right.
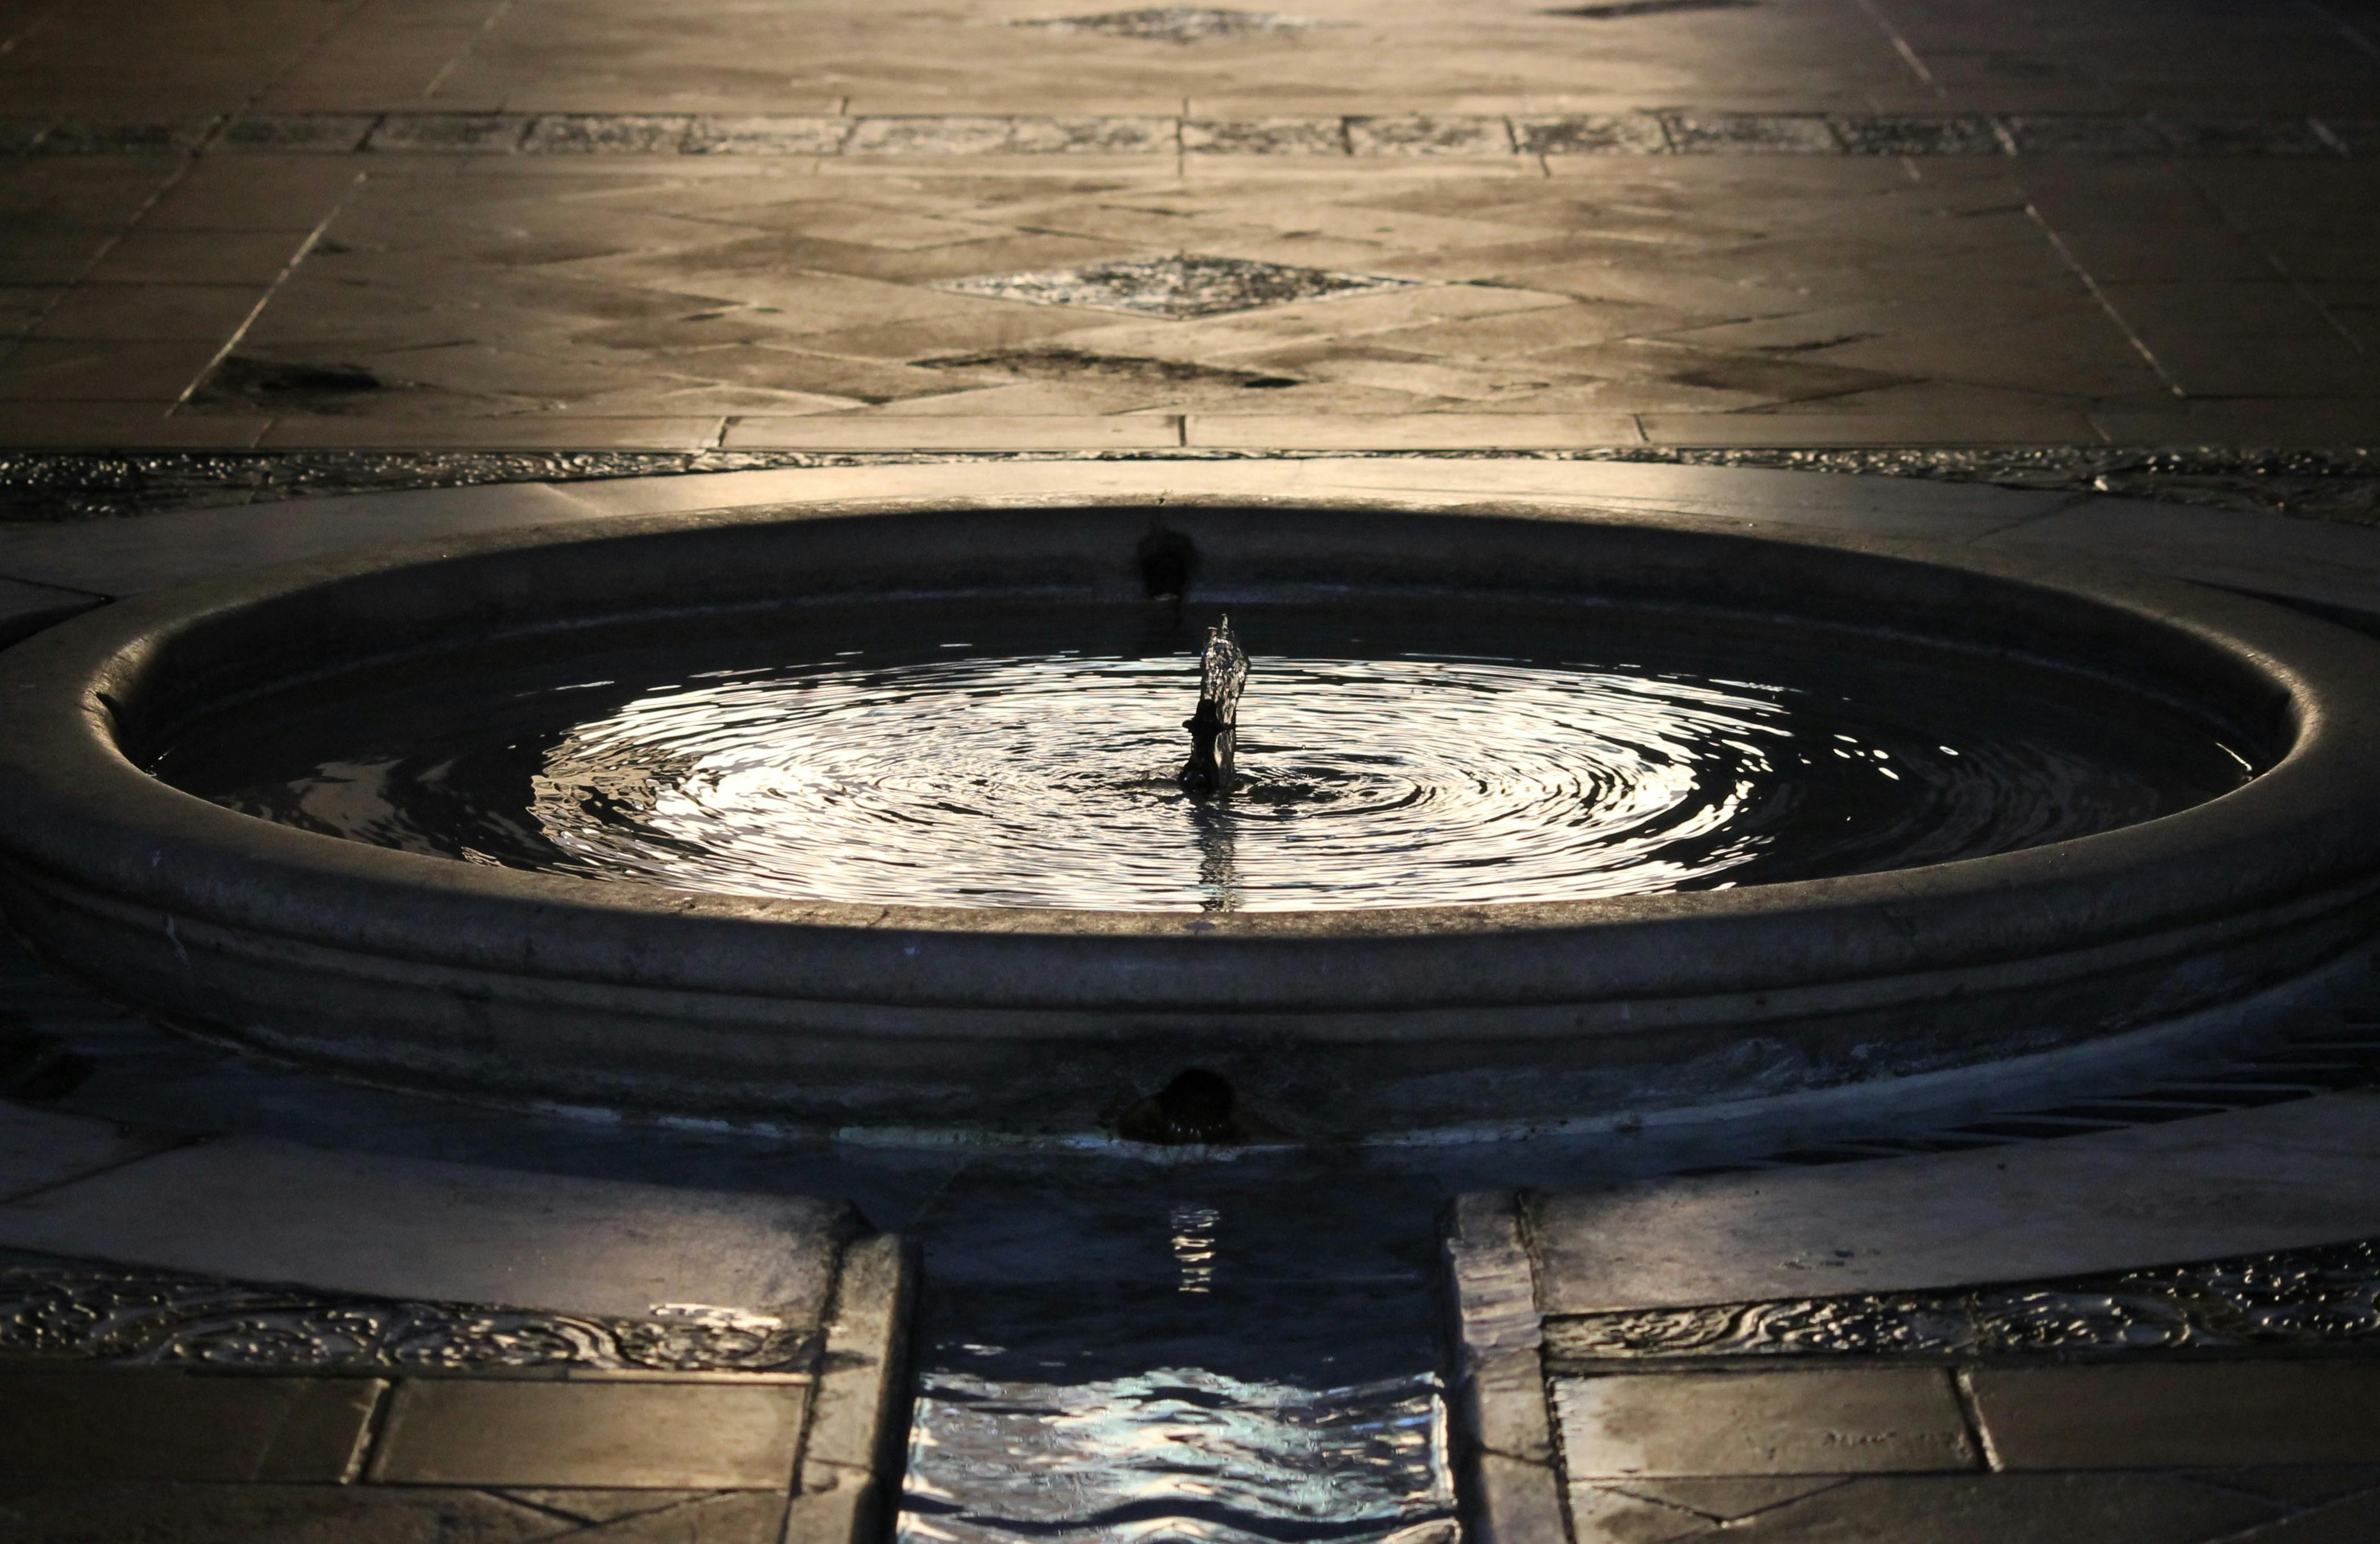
{"left": 3, "top": 497, "right": 2379, "bottom": 1141}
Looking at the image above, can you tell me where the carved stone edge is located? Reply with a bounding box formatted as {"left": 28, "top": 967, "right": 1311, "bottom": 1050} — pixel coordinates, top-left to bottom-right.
{"left": 786, "top": 1233, "right": 919, "bottom": 1544}
{"left": 1443, "top": 1192, "right": 1570, "bottom": 1544}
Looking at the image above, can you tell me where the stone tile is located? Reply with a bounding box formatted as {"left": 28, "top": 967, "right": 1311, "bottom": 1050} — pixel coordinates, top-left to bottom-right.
{"left": 1972, "top": 1364, "right": 2380, "bottom": 1470}
{"left": 2253, "top": 232, "right": 2380, "bottom": 282}
{"left": 2218, "top": 1492, "right": 2380, "bottom": 1542}
{"left": 1554, "top": 1370, "right": 1975, "bottom": 1478}
{"left": 0, "top": 403, "right": 272, "bottom": 448}
{"left": 568, "top": 1491, "right": 793, "bottom": 1542}
{"left": 256, "top": 415, "right": 725, "bottom": 449}
{"left": 1639, "top": 410, "right": 2100, "bottom": 446}
{"left": 1999, "top": 115, "right": 2175, "bottom": 156}
{"left": 2184, "top": 1468, "right": 2380, "bottom": 1508}
{"left": 2098, "top": 280, "right": 2341, "bottom": 338}
{"left": 1345, "top": 115, "right": 1514, "bottom": 157}
{"left": 848, "top": 116, "right": 1176, "bottom": 158}
{"left": 0, "top": 1369, "right": 381, "bottom": 1482}
{"left": 0, "top": 1137, "right": 853, "bottom": 1321}
{"left": 80, "top": 228, "right": 308, "bottom": 284}
{"left": 0, "top": 157, "right": 199, "bottom": 229}
{"left": 1525, "top": 1096, "right": 2380, "bottom": 1316}
{"left": 32, "top": 116, "right": 223, "bottom": 156}
{"left": 1182, "top": 117, "right": 1347, "bottom": 156}
{"left": 494, "top": 1489, "right": 723, "bottom": 1525}
{"left": 840, "top": 116, "right": 1023, "bottom": 156}
{"left": 0, "top": 283, "right": 61, "bottom": 339}
{"left": 722, "top": 413, "right": 1180, "bottom": 448}
{"left": 1604, "top": 1478, "right": 1848, "bottom": 1521}
{"left": 1186, "top": 412, "right": 1642, "bottom": 448}
{"left": 0, "top": 1101, "right": 174, "bottom": 1201}
{"left": 640, "top": 344, "right": 960, "bottom": 403}
{"left": 939, "top": 252, "right": 1419, "bottom": 319}
{"left": 368, "top": 1379, "right": 806, "bottom": 1489}
{"left": 820, "top": 152, "right": 1169, "bottom": 178}
{"left": 0, "top": 116, "right": 57, "bottom": 155}
{"left": 1567, "top": 1484, "right": 1716, "bottom": 1543}
{"left": 682, "top": 116, "right": 852, "bottom": 155}
{"left": 365, "top": 114, "right": 530, "bottom": 154}
{"left": 1515, "top": 115, "right": 1669, "bottom": 156}
{"left": 218, "top": 113, "right": 382, "bottom": 153}
{"left": 1369, "top": 299, "right": 1711, "bottom": 358}
{"left": 0, "top": 1483, "right": 562, "bottom": 1543}
{"left": 2152, "top": 335, "right": 2380, "bottom": 397}
{"left": 1004, "top": 117, "right": 1177, "bottom": 155}
{"left": 1712, "top": 1474, "right": 2279, "bottom": 1543}
{"left": 0, "top": 231, "right": 116, "bottom": 285}
{"left": 526, "top": 114, "right": 697, "bottom": 154}
{"left": 2154, "top": 117, "right": 2338, "bottom": 157}
{"left": 31, "top": 283, "right": 264, "bottom": 340}
{"left": 1009, "top": 8, "right": 1330, "bottom": 43}
{"left": 0, "top": 339, "right": 223, "bottom": 400}
{"left": 1832, "top": 115, "right": 2004, "bottom": 157}
{"left": 1985, "top": 490, "right": 2380, "bottom": 609}
{"left": 140, "top": 156, "right": 362, "bottom": 230}
{"left": 1658, "top": 114, "right": 1840, "bottom": 155}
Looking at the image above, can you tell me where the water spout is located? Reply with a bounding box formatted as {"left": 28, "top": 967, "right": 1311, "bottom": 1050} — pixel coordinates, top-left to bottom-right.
{"left": 1178, "top": 615, "right": 1248, "bottom": 798}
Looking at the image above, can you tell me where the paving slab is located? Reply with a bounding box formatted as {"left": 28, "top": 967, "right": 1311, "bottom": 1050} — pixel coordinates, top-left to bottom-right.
{"left": 0, "top": 1367, "right": 381, "bottom": 1482}
{"left": 2221, "top": 1492, "right": 2380, "bottom": 1543}
{"left": 1553, "top": 1368, "right": 1976, "bottom": 1478}
{"left": 1977, "top": 494, "right": 2380, "bottom": 615}
{"left": 1522, "top": 1092, "right": 2380, "bottom": 1315}
{"left": 1696, "top": 1474, "right": 2281, "bottom": 1543}
{"left": 0, "top": 481, "right": 602, "bottom": 595}
{"left": 1971, "top": 1364, "right": 2380, "bottom": 1471}
{"left": 0, "top": 575, "right": 105, "bottom": 648}
{"left": 0, "top": 1100, "right": 181, "bottom": 1205}
{"left": 368, "top": 1379, "right": 807, "bottom": 1488}
{"left": 0, "top": 1137, "right": 854, "bottom": 1321}
{"left": 0, "top": 1482, "right": 568, "bottom": 1543}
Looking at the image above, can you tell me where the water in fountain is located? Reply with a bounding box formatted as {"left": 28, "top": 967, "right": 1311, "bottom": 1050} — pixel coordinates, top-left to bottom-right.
{"left": 153, "top": 598, "right": 2255, "bottom": 912}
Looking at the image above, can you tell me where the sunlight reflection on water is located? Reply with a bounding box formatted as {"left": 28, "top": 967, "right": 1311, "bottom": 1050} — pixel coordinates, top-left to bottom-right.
{"left": 899, "top": 1367, "right": 1456, "bottom": 1544}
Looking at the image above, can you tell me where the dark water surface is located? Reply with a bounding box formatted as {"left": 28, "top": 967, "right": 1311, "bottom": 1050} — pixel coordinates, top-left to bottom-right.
{"left": 154, "top": 599, "right": 2255, "bottom": 910}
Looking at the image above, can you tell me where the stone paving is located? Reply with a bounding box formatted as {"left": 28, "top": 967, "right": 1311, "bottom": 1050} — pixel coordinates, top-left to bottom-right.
{"left": 0, "top": 0, "right": 2375, "bottom": 450}
{"left": 1447, "top": 1193, "right": 2380, "bottom": 1544}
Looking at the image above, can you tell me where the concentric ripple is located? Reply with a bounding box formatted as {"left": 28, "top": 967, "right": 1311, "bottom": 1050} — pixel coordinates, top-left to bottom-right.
{"left": 157, "top": 603, "right": 2257, "bottom": 912}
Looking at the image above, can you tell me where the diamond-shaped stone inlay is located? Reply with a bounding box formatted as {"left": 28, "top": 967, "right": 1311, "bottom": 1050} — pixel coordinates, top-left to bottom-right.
{"left": 939, "top": 253, "right": 1418, "bottom": 319}
{"left": 1011, "top": 6, "right": 1325, "bottom": 43}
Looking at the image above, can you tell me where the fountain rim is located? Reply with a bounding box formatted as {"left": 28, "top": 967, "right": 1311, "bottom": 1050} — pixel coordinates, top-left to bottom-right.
{"left": 2, "top": 493, "right": 2379, "bottom": 1015}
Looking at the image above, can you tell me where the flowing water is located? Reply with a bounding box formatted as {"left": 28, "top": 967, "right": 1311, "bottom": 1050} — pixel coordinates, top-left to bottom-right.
{"left": 155, "top": 599, "right": 2254, "bottom": 909}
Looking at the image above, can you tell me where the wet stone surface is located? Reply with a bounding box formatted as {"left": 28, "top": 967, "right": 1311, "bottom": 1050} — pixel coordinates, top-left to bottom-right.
{"left": 0, "top": 1254, "right": 814, "bottom": 1374}
{"left": 2, "top": 110, "right": 2371, "bottom": 159}
{"left": 2, "top": 448, "right": 2375, "bottom": 528}
{"left": 1547, "top": 0, "right": 1758, "bottom": 16}
{"left": 1543, "top": 1237, "right": 2380, "bottom": 1366}
{"left": 1514, "top": 113, "right": 1672, "bottom": 155}
{"left": 937, "top": 254, "right": 1419, "bottom": 319}
{"left": 1008, "top": 6, "right": 1329, "bottom": 43}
